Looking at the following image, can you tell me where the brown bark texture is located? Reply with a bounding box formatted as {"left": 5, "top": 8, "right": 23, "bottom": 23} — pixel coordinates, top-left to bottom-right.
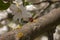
{"left": 0, "top": 8, "right": 60, "bottom": 40}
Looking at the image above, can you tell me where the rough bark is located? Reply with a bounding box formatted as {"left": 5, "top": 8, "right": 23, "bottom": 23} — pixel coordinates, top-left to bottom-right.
{"left": 0, "top": 8, "right": 60, "bottom": 40}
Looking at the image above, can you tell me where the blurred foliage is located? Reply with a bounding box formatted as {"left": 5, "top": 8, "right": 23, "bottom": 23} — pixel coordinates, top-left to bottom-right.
{"left": 0, "top": 0, "right": 11, "bottom": 10}
{"left": 7, "top": 13, "right": 14, "bottom": 21}
{"left": 22, "top": 0, "right": 30, "bottom": 6}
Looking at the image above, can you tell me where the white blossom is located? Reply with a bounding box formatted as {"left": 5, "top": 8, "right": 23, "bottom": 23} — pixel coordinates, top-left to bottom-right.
{"left": 0, "top": 26, "right": 8, "bottom": 35}
{"left": 41, "top": 36, "right": 48, "bottom": 40}
{"left": 26, "top": 5, "right": 37, "bottom": 11}
{"left": 9, "top": 3, "right": 32, "bottom": 22}
{"left": 6, "top": 8, "right": 12, "bottom": 13}
{"left": 0, "top": 20, "right": 9, "bottom": 25}
{"left": 8, "top": 22, "right": 18, "bottom": 30}
{"left": 1, "top": 20, "right": 6, "bottom": 25}
{"left": 34, "top": 35, "right": 48, "bottom": 40}
{"left": 0, "top": 11, "right": 8, "bottom": 20}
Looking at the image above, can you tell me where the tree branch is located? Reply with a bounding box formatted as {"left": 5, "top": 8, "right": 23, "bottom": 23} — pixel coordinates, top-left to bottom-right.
{"left": 0, "top": 8, "right": 60, "bottom": 40}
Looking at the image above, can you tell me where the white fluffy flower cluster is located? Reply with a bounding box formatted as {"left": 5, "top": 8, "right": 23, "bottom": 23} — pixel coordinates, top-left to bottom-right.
{"left": 0, "top": 19, "right": 9, "bottom": 35}
{"left": 9, "top": 0, "right": 33, "bottom": 22}
{"left": 0, "top": 9, "right": 9, "bottom": 35}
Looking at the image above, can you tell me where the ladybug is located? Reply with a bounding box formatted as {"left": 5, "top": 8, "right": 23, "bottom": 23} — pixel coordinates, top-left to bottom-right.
{"left": 29, "top": 18, "right": 33, "bottom": 22}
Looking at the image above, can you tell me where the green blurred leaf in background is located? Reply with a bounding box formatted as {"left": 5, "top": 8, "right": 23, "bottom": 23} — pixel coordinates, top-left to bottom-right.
{"left": 0, "top": 0, "right": 11, "bottom": 10}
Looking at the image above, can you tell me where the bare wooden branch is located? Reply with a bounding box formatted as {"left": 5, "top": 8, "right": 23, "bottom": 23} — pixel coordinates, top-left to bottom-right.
{"left": 0, "top": 8, "right": 60, "bottom": 40}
